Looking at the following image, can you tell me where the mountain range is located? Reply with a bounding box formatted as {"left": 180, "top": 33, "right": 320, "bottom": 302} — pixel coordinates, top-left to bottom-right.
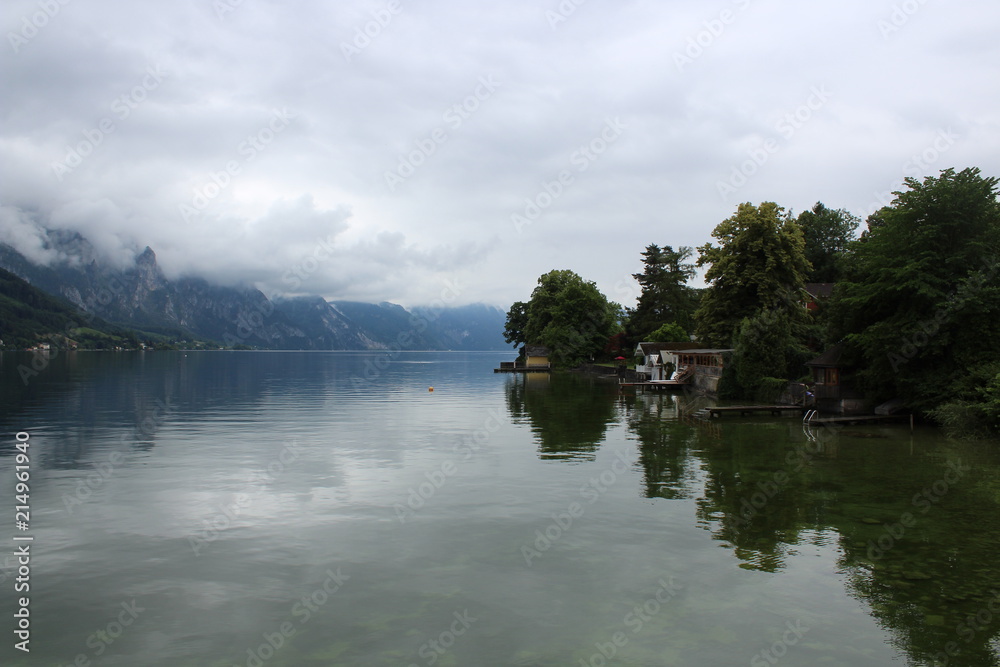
{"left": 0, "top": 231, "right": 509, "bottom": 350}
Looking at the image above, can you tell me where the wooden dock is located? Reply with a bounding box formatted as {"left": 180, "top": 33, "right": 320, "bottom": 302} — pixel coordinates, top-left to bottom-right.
{"left": 494, "top": 366, "right": 552, "bottom": 373}
{"left": 806, "top": 414, "right": 910, "bottom": 426}
{"left": 619, "top": 381, "right": 689, "bottom": 391}
{"left": 696, "top": 405, "right": 804, "bottom": 418}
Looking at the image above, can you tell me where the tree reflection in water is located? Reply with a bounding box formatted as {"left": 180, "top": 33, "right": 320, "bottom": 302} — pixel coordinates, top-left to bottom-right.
{"left": 615, "top": 389, "right": 1000, "bottom": 666}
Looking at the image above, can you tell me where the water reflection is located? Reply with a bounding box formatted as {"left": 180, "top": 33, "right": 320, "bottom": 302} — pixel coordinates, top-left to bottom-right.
{"left": 503, "top": 372, "right": 619, "bottom": 461}
{"left": 4, "top": 355, "right": 1000, "bottom": 665}
{"left": 0, "top": 351, "right": 182, "bottom": 466}
{"left": 612, "top": 389, "right": 1000, "bottom": 666}
{"left": 620, "top": 392, "right": 701, "bottom": 500}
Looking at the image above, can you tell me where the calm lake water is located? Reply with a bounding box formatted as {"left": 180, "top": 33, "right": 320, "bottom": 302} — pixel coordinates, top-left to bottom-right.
{"left": 2, "top": 350, "right": 1000, "bottom": 666}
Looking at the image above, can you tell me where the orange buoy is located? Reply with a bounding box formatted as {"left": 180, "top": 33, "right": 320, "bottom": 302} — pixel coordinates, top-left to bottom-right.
{"left": 428, "top": 387, "right": 434, "bottom": 392}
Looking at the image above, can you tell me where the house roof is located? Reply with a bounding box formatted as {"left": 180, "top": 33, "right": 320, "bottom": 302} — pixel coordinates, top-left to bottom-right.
{"left": 521, "top": 344, "right": 550, "bottom": 357}
{"left": 674, "top": 349, "right": 734, "bottom": 355}
{"left": 804, "top": 283, "right": 836, "bottom": 299}
{"left": 635, "top": 342, "right": 701, "bottom": 355}
{"left": 806, "top": 343, "right": 845, "bottom": 367}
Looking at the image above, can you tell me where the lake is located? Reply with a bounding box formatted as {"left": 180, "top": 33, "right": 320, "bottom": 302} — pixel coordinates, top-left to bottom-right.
{"left": 1, "top": 350, "right": 999, "bottom": 666}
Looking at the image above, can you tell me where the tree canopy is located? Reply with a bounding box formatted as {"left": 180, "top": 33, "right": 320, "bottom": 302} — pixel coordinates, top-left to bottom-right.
{"left": 626, "top": 244, "right": 697, "bottom": 339}
{"left": 831, "top": 167, "right": 1000, "bottom": 421}
{"left": 694, "top": 202, "right": 811, "bottom": 348}
{"left": 503, "top": 269, "right": 620, "bottom": 368}
{"left": 646, "top": 321, "right": 689, "bottom": 343}
{"left": 796, "top": 202, "right": 859, "bottom": 283}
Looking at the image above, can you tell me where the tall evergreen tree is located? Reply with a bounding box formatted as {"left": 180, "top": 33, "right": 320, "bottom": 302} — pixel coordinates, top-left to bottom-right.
{"left": 627, "top": 244, "right": 697, "bottom": 339}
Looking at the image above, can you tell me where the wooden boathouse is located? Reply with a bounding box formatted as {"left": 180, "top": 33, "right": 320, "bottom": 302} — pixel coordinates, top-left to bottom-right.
{"left": 495, "top": 345, "right": 553, "bottom": 373}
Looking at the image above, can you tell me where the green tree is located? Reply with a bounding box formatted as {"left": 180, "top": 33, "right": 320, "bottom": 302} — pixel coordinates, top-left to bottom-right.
{"left": 694, "top": 202, "right": 811, "bottom": 347}
{"left": 796, "top": 202, "right": 860, "bottom": 282}
{"left": 647, "top": 322, "right": 688, "bottom": 343}
{"left": 729, "top": 308, "right": 809, "bottom": 401}
{"left": 930, "top": 362, "right": 1000, "bottom": 438}
{"left": 502, "top": 301, "right": 528, "bottom": 347}
{"left": 627, "top": 244, "right": 697, "bottom": 338}
{"left": 831, "top": 168, "right": 1000, "bottom": 419}
{"left": 503, "top": 269, "right": 619, "bottom": 368}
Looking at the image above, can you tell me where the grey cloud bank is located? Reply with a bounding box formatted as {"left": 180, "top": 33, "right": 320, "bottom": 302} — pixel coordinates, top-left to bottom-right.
{"left": 2, "top": 0, "right": 998, "bottom": 308}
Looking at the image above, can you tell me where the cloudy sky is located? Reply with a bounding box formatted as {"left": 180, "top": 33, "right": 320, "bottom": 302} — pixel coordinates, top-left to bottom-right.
{"left": 2, "top": 0, "right": 998, "bottom": 309}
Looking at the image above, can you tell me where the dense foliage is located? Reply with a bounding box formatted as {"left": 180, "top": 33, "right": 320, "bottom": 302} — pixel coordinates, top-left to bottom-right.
{"left": 505, "top": 168, "right": 1000, "bottom": 436}
{"left": 830, "top": 167, "right": 1000, "bottom": 432}
{"left": 796, "top": 202, "right": 860, "bottom": 283}
{"left": 646, "top": 322, "right": 689, "bottom": 343}
{"left": 729, "top": 308, "right": 810, "bottom": 401}
{"left": 503, "top": 269, "right": 620, "bottom": 368}
{"left": 694, "top": 202, "right": 811, "bottom": 348}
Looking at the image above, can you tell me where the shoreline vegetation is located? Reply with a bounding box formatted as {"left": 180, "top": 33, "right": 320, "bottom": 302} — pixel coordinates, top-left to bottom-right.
{"left": 6, "top": 168, "right": 999, "bottom": 437}
{"left": 502, "top": 168, "right": 1000, "bottom": 439}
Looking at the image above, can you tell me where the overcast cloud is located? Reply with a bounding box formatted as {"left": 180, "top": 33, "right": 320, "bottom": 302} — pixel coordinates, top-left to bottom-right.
{"left": 2, "top": 0, "right": 998, "bottom": 308}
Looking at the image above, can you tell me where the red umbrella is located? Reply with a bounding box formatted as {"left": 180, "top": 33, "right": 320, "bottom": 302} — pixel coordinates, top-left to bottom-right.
{"left": 615, "top": 356, "right": 626, "bottom": 360}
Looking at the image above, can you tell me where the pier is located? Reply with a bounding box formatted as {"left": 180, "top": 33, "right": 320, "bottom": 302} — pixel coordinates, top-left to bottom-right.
{"left": 805, "top": 414, "right": 911, "bottom": 426}
{"left": 619, "top": 381, "right": 689, "bottom": 391}
{"left": 494, "top": 361, "right": 552, "bottom": 373}
{"left": 694, "top": 405, "right": 805, "bottom": 418}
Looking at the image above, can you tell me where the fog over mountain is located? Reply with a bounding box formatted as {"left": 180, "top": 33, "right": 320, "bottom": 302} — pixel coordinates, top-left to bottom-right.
{"left": 0, "top": 234, "right": 509, "bottom": 350}
{"left": 2, "top": 1, "right": 999, "bottom": 308}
